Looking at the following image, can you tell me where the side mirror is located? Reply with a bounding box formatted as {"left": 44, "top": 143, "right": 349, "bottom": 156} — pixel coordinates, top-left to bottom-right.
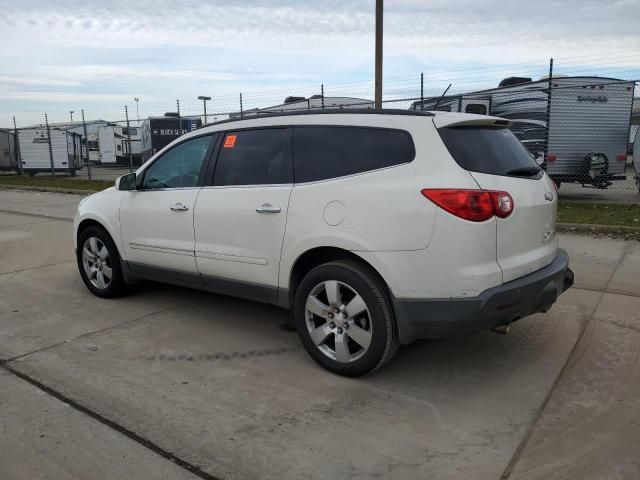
{"left": 116, "top": 173, "right": 137, "bottom": 191}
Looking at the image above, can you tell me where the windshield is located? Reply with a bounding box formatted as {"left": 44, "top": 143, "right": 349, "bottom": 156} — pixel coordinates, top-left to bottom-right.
{"left": 438, "top": 126, "right": 541, "bottom": 177}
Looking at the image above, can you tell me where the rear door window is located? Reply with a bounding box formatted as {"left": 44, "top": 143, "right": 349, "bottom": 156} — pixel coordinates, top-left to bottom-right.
{"left": 213, "top": 129, "right": 291, "bottom": 186}
{"left": 438, "top": 126, "right": 541, "bottom": 177}
{"left": 293, "top": 126, "right": 414, "bottom": 183}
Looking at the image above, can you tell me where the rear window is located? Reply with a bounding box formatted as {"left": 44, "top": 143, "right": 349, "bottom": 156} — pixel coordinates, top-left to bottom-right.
{"left": 438, "top": 126, "right": 540, "bottom": 177}
{"left": 293, "top": 126, "right": 414, "bottom": 183}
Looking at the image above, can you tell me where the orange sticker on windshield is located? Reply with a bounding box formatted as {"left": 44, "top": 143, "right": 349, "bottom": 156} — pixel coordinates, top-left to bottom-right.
{"left": 223, "top": 135, "right": 237, "bottom": 148}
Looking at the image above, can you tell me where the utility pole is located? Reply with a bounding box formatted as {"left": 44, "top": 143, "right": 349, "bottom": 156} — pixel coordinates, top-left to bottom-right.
{"left": 69, "top": 110, "right": 74, "bottom": 122}
{"left": 374, "top": 0, "right": 383, "bottom": 109}
{"left": 198, "top": 95, "right": 211, "bottom": 124}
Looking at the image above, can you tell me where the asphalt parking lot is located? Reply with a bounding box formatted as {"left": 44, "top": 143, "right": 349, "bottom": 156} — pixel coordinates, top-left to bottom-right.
{"left": 1, "top": 189, "right": 639, "bottom": 480}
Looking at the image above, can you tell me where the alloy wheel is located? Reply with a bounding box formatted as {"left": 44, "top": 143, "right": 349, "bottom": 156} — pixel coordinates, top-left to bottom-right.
{"left": 81, "top": 236, "right": 112, "bottom": 290}
{"left": 305, "top": 280, "right": 373, "bottom": 363}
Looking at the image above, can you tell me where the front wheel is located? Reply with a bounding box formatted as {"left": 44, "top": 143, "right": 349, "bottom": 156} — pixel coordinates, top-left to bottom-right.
{"left": 293, "top": 260, "right": 399, "bottom": 377}
{"left": 77, "top": 226, "right": 126, "bottom": 298}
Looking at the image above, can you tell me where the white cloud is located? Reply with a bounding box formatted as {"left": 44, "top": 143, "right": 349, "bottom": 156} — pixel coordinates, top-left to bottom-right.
{"left": 0, "top": 75, "right": 82, "bottom": 87}
{"left": 0, "top": 0, "right": 638, "bottom": 125}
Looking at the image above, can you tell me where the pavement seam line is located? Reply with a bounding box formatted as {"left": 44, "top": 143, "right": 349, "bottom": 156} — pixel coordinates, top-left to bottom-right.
{"left": 573, "top": 285, "right": 640, "bottom": 299}
{"left": 5, "top": 300, "right": 192, "bottom": 363}
{"left": 499, "top": 241, "right": 634, "bottom": 479}
{"left": 0, "top": 209, "right": 73, "bottom": 222}
{"left": 0, "top": 362, "right": 222, "bottom": 480}
{"left": 0, "top": 219, "right": 61, "bottom": 229}
{"left": 0, "top": 260, "right": 75, "bottom": 277}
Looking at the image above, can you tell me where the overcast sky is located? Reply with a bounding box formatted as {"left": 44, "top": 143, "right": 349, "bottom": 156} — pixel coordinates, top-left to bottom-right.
{"left": 1, "top": 0, "right": 639, "bottom": 125}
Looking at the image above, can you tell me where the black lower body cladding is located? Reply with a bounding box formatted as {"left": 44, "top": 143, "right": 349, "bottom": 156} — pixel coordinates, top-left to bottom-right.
{"left": 393, "top": 249, "right": 573, "bottom": 344}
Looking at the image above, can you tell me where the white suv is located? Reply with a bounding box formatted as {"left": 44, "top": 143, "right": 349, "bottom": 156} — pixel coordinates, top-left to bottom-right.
{"left": 74, "top": 110, "right": 573, "bottom": 376}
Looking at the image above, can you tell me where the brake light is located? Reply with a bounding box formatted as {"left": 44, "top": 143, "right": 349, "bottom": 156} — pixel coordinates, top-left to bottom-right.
{"left": 547, "top": 154, "right": 557, "bottom": 162}
{"left": 421, "top": 189, "right": 514, "bottom": 222}
{"left": 616, "top": 154, "right": 627, "bottom": 161}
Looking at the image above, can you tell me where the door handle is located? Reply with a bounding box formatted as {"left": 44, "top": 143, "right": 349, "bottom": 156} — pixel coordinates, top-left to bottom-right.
{"left": 170, "top": 202, "right": 189, "bottom": 212}
{"left": 256, "top": 203, "right": 281, "bottom": 214}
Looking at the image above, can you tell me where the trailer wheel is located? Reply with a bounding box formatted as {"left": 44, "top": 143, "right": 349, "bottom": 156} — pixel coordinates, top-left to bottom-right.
{"left": 70, "top": 169, "right": 77, "bottom": 177}
{"left": 636, "top": 176, "right": 640, "bottom": 193}
{"left": 27, "top": 171, "right": 36, "bottom": 177}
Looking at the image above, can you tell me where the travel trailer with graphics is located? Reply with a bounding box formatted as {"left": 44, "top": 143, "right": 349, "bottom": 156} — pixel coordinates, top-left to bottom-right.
{"left": 412, "top": 76, "right": 635, "bottom": 188}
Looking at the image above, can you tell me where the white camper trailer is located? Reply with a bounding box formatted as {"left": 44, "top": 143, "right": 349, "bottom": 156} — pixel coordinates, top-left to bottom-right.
{"left": 97, "top": 125, "right": 118, "bottom": 164}
{"left": 18, "top": 126, "right": 83, "bottom": 175}
{"left": 89, "top": 124, "right": 143, "bottom": 165}
{"left": 114, "top": 125, "right": 142, "bottom": 161}
{"left": 412, "top": 76, "right": 635, "bottom": 189}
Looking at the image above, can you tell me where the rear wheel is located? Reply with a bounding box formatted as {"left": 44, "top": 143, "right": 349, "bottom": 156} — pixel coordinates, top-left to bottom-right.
{"left": 293, "top": 260, "right": 399, "bottom": 377}
{"left": 77, "top": 226, "right": 126, "bottom": 298}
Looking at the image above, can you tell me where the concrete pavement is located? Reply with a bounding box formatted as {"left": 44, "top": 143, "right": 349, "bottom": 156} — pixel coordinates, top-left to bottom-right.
{"left": 1, "top": 189, "right": 639, "bottom": 479}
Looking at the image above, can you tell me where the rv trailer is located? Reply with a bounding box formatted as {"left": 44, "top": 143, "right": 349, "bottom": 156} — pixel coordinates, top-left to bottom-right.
{"left": 46, "top": 120, "right": 111, "bottom": 165}
{"left": 484, "top": 76, "right": 634, "bottom": 188}
{"left": 0, "top": 129, "right": 17, "bottom": 172}
{"left": 413, "top": 76, "right": 635, "bottom": 188}
{"left": 140, "top": 114, "right": 202, "bottom": 163}
{"left": 410, "top": 94, "right": 491, "bottom": 115}
{"left": 18, "top": 125, "right": 83, "bottom": 176}
{"left": 95, "top": 125, "right": 142, "bottom": 165}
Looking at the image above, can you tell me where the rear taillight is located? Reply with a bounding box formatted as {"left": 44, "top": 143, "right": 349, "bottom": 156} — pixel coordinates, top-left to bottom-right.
{"left": 547, "top": 154, "right": 557, "bottom": 162}
{"left": 616, "top": 154, "right": 627, "bottom": 161}
{"left": 492, "top": 191, "right": 514, "bottom": 218}
{"left": 421, "top": 189, "right": 514, "bottom": 222}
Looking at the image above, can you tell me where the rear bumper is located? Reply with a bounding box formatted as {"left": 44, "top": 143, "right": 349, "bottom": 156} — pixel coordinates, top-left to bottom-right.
{"left": 393, "top": 249, "right": 573, "bottom": 344}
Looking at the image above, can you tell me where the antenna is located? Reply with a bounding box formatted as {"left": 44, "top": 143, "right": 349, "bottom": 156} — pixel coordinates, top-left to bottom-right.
{"left": 432, "top": 83, "right": 452, "bottom": 111}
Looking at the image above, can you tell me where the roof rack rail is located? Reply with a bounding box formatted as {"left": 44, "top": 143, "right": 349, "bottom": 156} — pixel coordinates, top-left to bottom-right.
{"left": 203, "top": 108, "right": 434, "bottom": 128}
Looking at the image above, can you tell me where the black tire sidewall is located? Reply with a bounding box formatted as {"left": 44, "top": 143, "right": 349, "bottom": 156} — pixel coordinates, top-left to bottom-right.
{"left": 293, "top": 262, "right": 392, "bottom": 377}
{"left": 76, "top": 226, "right": 124, "bottom": 298}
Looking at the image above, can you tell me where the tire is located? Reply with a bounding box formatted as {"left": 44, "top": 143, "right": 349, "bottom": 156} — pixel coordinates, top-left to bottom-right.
{"left": 77, "top": 225, "right": 126, "bottom": 298}
{"left": 293, "top": 260, "right": 399, "bottom": 377}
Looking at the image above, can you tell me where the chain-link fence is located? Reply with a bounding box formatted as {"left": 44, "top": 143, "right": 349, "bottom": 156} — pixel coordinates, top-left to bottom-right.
{"left": 2, "top": 59, "right": 639, "bottom": 203}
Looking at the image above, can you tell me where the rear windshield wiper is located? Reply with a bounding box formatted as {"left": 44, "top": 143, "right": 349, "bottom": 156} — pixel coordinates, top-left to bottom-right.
{"left": 505, "top": 166, "right": 541, "bottom": 177}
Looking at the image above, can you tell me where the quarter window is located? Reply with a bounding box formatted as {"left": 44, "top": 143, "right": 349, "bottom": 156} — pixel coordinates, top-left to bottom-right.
{"left": 213, "top": 129, "right": 290, "bottom": 186}
{"left": 141, "top": 135, "right": 212, "bottom": 189}
{"left": 293, "top": 126, "right": 414, "bottom": 183}
{"left": 465, "top": 103, "right": 488, "bottom": 115}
